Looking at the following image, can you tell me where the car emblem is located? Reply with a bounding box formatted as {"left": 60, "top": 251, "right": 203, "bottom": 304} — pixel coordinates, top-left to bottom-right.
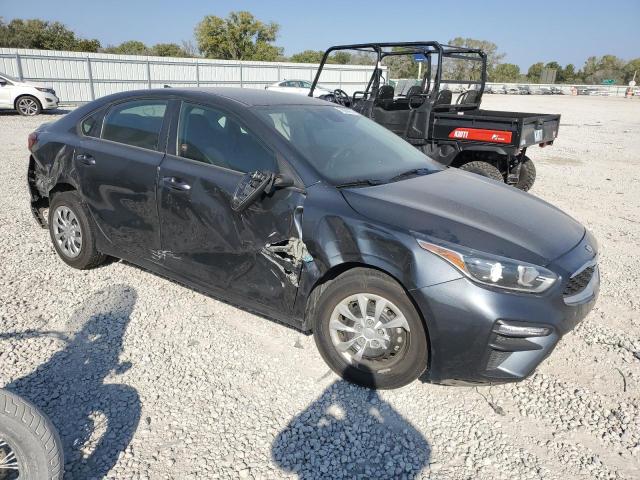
{"left": 585, "top": 244, "right": 594, "bottom": 254}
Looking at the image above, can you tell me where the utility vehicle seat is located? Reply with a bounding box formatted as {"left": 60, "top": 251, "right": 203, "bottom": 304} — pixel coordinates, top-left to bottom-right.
{"left": 375, "top": 85, "right": 395, "bottom": 109}
{"left": 405, "top": 85, "right": 426, "bottom": 107}
{"left": 457, "top": 90, "right": 479, "bottom": 105}
{"left": 406, "top": 85, "right": 423, "bottom": 97}
{"left": 433, "top": 90, "right": 453, "bottom": 110}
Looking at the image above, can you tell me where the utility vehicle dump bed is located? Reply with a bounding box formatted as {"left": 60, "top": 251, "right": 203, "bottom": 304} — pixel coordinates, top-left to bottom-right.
{"left": 431, "top": 110, "right": 560, "bottom": 149}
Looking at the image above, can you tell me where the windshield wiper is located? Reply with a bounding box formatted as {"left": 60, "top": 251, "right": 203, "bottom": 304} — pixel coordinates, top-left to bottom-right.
{"left": 388, "top": 168, "right": 432, "bottom": 183}
{"left": 335, "top": 178, "right": 385, "bottom": 188}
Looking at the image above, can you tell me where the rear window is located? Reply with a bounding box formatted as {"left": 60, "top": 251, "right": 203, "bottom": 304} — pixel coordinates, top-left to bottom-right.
{"left": 102, "top": 100, "right": 168, "bottom": 150}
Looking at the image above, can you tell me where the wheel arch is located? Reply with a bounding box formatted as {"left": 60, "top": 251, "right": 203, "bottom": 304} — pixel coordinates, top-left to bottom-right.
{"left": 49, "top": 181, "right": 78, "bottom": 198}
{"left": 450, "top": 146, "right": 510, "bottom": 169}
{"left": 14, "top": 94, "right": 42, "bottom": 111}
{"left": 301, "top": 260, "right": 433, "bottom": 367}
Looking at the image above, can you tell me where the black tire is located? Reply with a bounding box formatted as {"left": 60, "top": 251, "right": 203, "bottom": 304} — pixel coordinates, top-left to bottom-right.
{"left": 48, "top": 190, "right": 107, "bottom": 269}
{"left": 312, "top": 268, "right": 429, "bottom": 390}
{"left": 459, "top": 161, "right": 504, "bottom": 182}
{"left": 15, "top": 95, "right": 42, "bottom": 116}
{"left": 0, "top": 389, "right": 64, "bottom": 480}
{"left": 515, "top": 156, "right": 536, "bottom": 191}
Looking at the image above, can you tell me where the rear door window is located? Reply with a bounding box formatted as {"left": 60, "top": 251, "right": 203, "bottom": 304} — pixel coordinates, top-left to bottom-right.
{"left": 102, "top": 100, "right": 168, "bottom": 150}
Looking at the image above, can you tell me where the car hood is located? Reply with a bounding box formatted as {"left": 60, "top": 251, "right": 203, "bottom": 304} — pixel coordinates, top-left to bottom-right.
{"left": 13, "top": 80, "right": 50, "bottom": 89}
{"left": 340, "top": 168, "right": 585, "bottom": 266}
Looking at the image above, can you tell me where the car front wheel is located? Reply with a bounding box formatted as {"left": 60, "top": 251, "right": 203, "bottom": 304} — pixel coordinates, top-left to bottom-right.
{"left": 313, "top": 268, "right": 429, "bottom": 389}
{"left": 15, "top": 95, "right": 42, "bottom": 116}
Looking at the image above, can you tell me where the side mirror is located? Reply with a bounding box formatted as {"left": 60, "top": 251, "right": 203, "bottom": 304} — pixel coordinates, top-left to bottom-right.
{"left": 231, "top": 171, "right": 295, "bottom": 212}
{"left": 231, "top": 171, "right": 274, "bottom": 212}
{"left": 0, "top": 80, "right": 7, "bottom": 87}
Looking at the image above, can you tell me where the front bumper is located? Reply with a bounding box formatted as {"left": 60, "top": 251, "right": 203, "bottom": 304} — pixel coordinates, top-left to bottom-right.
{"left": 412, "top": 234, "right": 599, "bottom": 385}
{"left": 41, "top": 94, "right": 59, "bottom": 110}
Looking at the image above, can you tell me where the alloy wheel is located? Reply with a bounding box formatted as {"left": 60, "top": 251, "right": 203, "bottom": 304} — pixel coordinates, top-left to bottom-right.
{"left": 53, "top": 206, "right": 83, "bottom": 258}
{"left": 328, "top": 293, "right": 411, "bottom": 368}
{"left": 0, "top": 439, "right": 20, "bottom": 480}
{"left": 16, "top": 98, "right": 39, "bottom": 116}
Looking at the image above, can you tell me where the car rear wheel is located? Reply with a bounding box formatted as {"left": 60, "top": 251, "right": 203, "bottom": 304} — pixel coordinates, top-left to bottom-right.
{"left": 15, "top": 96, "right": 42, "bottom": 116}
{"left": 459, "top": 161, "right": 504, "bottom": 182}
{"left": 515, "top": 155, "right": 536, "bottom": 191}
{"left": 312, "top": 268, "right": 428, "bottom": 389}
{"left": 48, "top": 191, "right": 107, "bottom": 269}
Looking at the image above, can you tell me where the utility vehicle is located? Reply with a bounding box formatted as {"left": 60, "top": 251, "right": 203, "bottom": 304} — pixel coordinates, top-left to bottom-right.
{"left": 309, "top": 42, "right": 561, "bottom": 191}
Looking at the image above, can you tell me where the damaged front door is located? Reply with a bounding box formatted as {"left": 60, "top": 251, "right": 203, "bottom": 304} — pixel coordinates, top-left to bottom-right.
{"left": 156, "top": 102, "right": 306, "bottom": 313}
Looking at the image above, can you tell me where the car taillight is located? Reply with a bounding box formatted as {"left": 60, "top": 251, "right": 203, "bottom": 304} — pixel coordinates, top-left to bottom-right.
{"left": 28, "top": 132, "right": 38, "bottom": 151}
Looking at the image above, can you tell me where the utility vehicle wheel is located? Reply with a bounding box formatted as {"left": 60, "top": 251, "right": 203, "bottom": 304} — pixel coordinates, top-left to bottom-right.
{"left": 0, "top": 389, "right": 64, "bottom": 480}
{"left": 515, "top": 156, "right": 536, "bottom": 191}
{"left": 459, "top": 161, "right": 504, "bottom": 182}
{"left": 48, "top": 191, "right": 107, "bottom": 269}
{"left": 15, "top": 96, "right": 41, "bottom": 116}
{"left": 313, "top": 268, "right": 428, "bottom": 390}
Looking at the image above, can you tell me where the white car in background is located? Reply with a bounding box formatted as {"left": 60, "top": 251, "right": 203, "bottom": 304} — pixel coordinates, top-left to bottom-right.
{"left": 266, "top": 79, "right": 333, "bottom": 97}
{"left": 0, "top": 72, "right": 59, "bottom": 116}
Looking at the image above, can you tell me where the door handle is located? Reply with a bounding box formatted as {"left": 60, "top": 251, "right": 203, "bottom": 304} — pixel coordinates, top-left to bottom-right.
{"left": 163, "top": 176, "right": 191, "bottom": 191}
{"left": 76, "top": 153, "right": 95, "bottom": 165}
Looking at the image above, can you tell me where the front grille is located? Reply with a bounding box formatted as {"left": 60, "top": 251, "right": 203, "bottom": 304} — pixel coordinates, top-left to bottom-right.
{"left": 563, "top": 266, "right": 595, "bottom": 296}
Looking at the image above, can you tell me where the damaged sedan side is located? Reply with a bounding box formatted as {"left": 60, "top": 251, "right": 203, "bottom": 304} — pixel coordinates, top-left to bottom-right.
{"left": 28, "top": 88, "right": 599, "bottom": 389}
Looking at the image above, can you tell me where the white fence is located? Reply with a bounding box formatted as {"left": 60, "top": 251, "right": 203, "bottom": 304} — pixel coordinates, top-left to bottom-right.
{"left": 0, "top": 48, "right": 383, "bottom": 104}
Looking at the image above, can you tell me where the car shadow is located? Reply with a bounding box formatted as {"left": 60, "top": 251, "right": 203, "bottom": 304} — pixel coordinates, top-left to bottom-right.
{"left": 2, "top": 284, "right": 140, "bottom": 478}
{"left": 271, "top": 369, "right": 430, "bottom": 479}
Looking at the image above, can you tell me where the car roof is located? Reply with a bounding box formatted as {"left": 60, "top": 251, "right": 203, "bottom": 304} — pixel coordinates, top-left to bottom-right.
{"left": 161, "top": 87, "right": 326, "bottom": 107}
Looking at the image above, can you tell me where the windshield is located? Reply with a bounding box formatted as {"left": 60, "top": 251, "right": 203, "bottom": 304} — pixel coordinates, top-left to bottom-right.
{"left": 0, "top": 72, "right": 20, "bottom": 83}
{"left": 255, "top": 105, "right": 442, "bottom": 185}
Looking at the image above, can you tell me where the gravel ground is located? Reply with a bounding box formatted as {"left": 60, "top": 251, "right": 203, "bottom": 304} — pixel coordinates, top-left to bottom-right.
{"left": 0, "top": 95, "right": 639, "bottom": 479}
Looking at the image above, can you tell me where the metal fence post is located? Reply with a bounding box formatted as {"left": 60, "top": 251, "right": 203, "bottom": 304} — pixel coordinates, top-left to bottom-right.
{"left": 195, "top": 62, "right": 200, "bottom": 87}
{"left": 277, "top": 65, "right": 281, "bottom": 82}
{"left": 86, "top": 57, "right": 95, "bottom": 100}
{"left": 15, "top": 53, "right": 24, "bottom": 81}
{"left": 239, "top": 63, "right": 243, "bottom": 88}
{"left": 146, "top": 60, "right": 152, "bottom": 89}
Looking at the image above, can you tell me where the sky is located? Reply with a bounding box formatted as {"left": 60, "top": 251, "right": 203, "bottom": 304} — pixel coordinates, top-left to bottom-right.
{"left": 2, "top": 0, "right": 639, "bottom": 69}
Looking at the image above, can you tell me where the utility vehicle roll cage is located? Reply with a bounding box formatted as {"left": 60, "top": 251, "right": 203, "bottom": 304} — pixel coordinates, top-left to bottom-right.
{"left": 309, "top": 41, "right": 488, "bottom": 108}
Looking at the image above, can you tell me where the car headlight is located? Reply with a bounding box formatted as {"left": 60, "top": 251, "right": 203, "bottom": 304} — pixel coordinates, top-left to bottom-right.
{"left": 36, "top": 87, "right": 55, "bottom": 95}
{"left": 417, "top": 239, "right": 557, "bottom": 293}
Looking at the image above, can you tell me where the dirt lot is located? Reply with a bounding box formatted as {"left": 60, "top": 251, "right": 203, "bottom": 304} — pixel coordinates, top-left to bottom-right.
{"left": 0, "top": 95, "right": 639, "bottom": 479}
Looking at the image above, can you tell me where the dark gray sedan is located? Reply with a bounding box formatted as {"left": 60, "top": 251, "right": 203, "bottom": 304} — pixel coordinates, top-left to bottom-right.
{"left": 27, "top": 88, "right": 599, "bottom": 389}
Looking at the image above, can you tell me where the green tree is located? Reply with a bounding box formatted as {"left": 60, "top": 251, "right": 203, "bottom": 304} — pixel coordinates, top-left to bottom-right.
{"left": 289, "top": 50, "right": 352, "bottom": 64}
{"left": 447, "top": 37, "right": 505, "bottom": 80}
{"left": 151, "top": 43, "right": 188, "bottom": 57}
{"left": 622, "top": 58, "right": 640, "bottom": 83}
{"left": 582, "top": 55, "right": 625, "bottom": 84}
{"left": 331, "top": 51, "right": 351, "bottom": 64}
{"left": 526, "top": 62, "right": 544, "bottom": 82}
{"left": 490, "top": 63, "right": 520, "bottom": 82}
{"left": 75, "top": 38, "right": 101, "bottom": 53}
{"left": 0, "top": 18, "right": 100, "bottom": 52}
{"left": 289, "top": 50, "right": 324, "bottom": 63}
{"left": 103, "top": 40, "right": 149, "bottom": 55}
{"left": 195, "top": 11, "right": 282, "bottom": 61}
